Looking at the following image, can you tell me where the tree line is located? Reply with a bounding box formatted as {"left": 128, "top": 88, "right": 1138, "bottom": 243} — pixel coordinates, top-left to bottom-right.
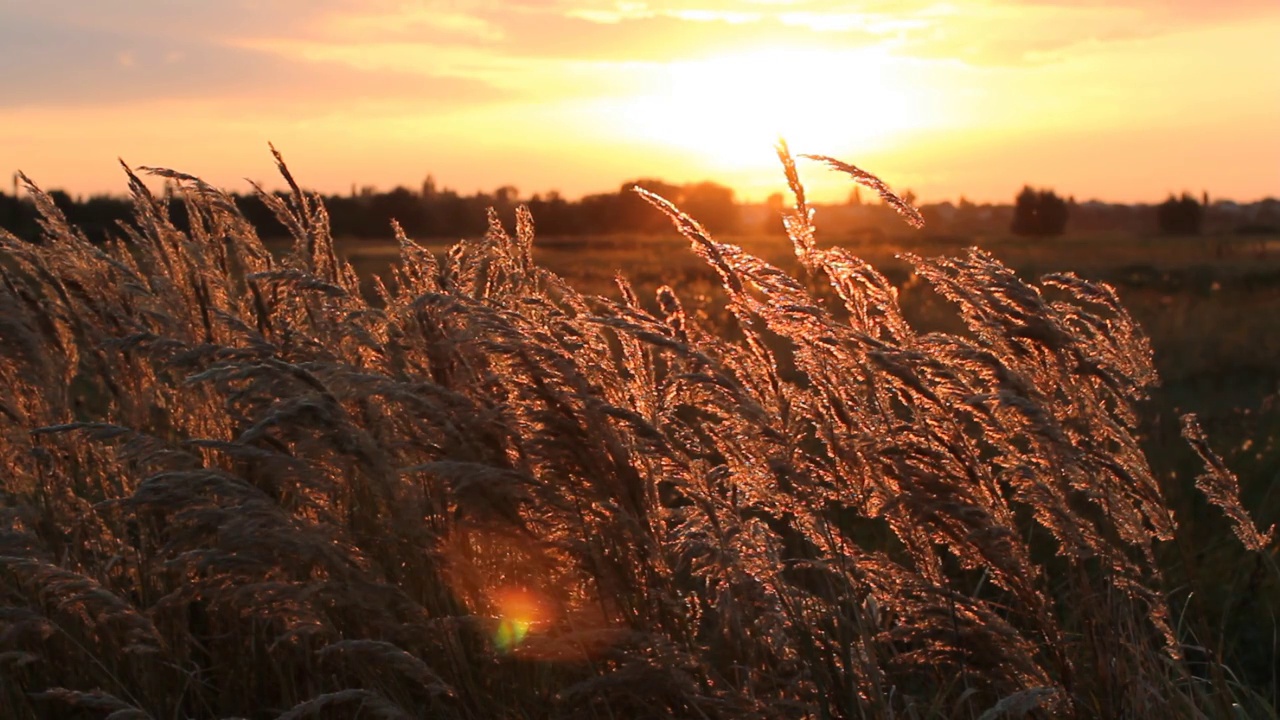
{"left": 1009, "top": 187, "right": 1215, "bottom": 237}
{"left": 0, "top": 175, "right": 1263, "bottom": 244}
{"left": 0, "top": 177, "right": 740, "bottom": 244}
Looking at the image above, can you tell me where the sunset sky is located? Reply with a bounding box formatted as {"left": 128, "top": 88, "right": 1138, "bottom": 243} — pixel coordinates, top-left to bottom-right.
{"left": 3, "top": 1, "right": 1278, "bottom": 204}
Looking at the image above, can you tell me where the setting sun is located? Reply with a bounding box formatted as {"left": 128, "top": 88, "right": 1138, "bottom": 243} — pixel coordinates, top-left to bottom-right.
{"left": 606, "top": 46, "right": 927, "bottom": 168}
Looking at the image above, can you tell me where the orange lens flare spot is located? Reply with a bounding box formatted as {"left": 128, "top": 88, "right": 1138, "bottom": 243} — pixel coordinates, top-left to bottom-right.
{"left": 491, "top": 587, "right": 546, "bottom": 652}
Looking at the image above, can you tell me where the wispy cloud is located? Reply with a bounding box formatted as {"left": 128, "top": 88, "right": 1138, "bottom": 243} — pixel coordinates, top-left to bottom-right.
{"left": 0, "top": 5, "right": 504, "bottom": 111}
{"left": 8, "top": 0, "right": 1277, "bottom": 108}
{"left": 3, "top": 0, "right": 1276, "bottom": 201}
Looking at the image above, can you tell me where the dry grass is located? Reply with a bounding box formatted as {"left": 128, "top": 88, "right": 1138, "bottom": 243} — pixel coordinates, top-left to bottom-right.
{"left": 0, "top": 146, "right": 1275, "bottom": 719}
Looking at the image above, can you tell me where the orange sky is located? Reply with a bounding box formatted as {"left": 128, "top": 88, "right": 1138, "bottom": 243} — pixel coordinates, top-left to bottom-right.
{"left": 3, "top": 1, "right": 1278, "bottom": 204}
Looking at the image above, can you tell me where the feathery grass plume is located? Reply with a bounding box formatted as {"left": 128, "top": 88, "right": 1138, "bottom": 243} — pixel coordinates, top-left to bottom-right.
{"left": 0, "top": 146, "right": 1273, "bottom": 719}
{"left": 1181, "top": 414, "right": 1275, "bottom": 552}
{"left": 800, "top": 153, "right": 926, "bottom": 229}
{"left": 775, "top": 139, "right": 817, "bottom": 260}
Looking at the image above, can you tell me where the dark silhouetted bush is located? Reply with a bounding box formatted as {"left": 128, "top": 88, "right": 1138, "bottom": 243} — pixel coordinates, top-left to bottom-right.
{"left": 1011, "top": 185, "right": 1069, "bottom": 236}
{"left": 1158, "top": 193, "right": 1204, "bottom": 235}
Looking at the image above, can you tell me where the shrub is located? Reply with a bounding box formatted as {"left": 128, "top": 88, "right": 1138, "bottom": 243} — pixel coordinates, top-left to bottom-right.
{"left": 0, "top": 146, "right": 1273, "bottom": 719}
{"left": 1011, "top": 186, "right": 1069, "bottom": 237}
{"left": 1158, "top": 193, "right": 1204, "bottom": 235}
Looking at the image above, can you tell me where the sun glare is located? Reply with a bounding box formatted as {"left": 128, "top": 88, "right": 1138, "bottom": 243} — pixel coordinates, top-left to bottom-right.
{"left": 609, "top": 46, "right": 925, "bottom": 169}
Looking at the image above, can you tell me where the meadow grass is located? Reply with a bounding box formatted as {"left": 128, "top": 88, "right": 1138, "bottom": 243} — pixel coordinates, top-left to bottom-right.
{"left": 0, "top": 147, "right": 1276, "bottom": 719}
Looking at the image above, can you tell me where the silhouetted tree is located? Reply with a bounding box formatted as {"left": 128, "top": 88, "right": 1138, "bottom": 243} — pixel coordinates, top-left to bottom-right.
{"left": 0, "top": 191, "right": 40, "bottom": 241}
{"left": 371, "top": 187, "right": 425, "bottom": 234}
{"left": 1011, "top": 187, "right": 1038, "bottom": 236}
{"left": 1011, "top": 186, "right": 1069, "bottom": 237}
{"left": 494, "top": 185, "right": 519, "bottom": 206}
{"left": 615, "top": 179, "right": 683, "bottom": 234}
{"left": 762, "top": 192, "right": 787, "bottom": 235}
{"left": 1157, "top": 193, "right": 1203, "bottom": 235}
{"left": 680, "top": 181, "right": 739, "bottom": 234}
{"left": 525, "top": 191, "right": 580, "bottom": 235}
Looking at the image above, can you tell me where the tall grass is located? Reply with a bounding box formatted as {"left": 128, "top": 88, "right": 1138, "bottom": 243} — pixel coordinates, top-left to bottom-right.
{"left": 0, "top": 144, "right": 1274, "bottom": 719}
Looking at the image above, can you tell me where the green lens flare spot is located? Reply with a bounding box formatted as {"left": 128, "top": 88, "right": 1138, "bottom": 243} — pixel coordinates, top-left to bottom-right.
{"left": 494, "top": 617, "right": 532, "bottom": 652}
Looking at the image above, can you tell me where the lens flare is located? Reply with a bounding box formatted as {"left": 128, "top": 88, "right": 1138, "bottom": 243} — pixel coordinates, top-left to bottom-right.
{"left": 491, "top": 587, "right": 545, "bottom": 652}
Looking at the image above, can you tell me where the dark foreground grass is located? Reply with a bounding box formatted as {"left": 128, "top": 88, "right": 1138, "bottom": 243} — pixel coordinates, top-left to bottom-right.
{"left": 1, "top": 147, "right": 1276, "bottom": 719}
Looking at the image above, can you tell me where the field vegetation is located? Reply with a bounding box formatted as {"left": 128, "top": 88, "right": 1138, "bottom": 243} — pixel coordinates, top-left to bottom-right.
{"left": 1, "top": 146, "right": 1277, "bottom": 719}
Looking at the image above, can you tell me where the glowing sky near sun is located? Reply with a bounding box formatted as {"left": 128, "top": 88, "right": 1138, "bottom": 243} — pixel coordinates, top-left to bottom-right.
{"left": 2, "top": 1, "right": 1277, "bottom": 203}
